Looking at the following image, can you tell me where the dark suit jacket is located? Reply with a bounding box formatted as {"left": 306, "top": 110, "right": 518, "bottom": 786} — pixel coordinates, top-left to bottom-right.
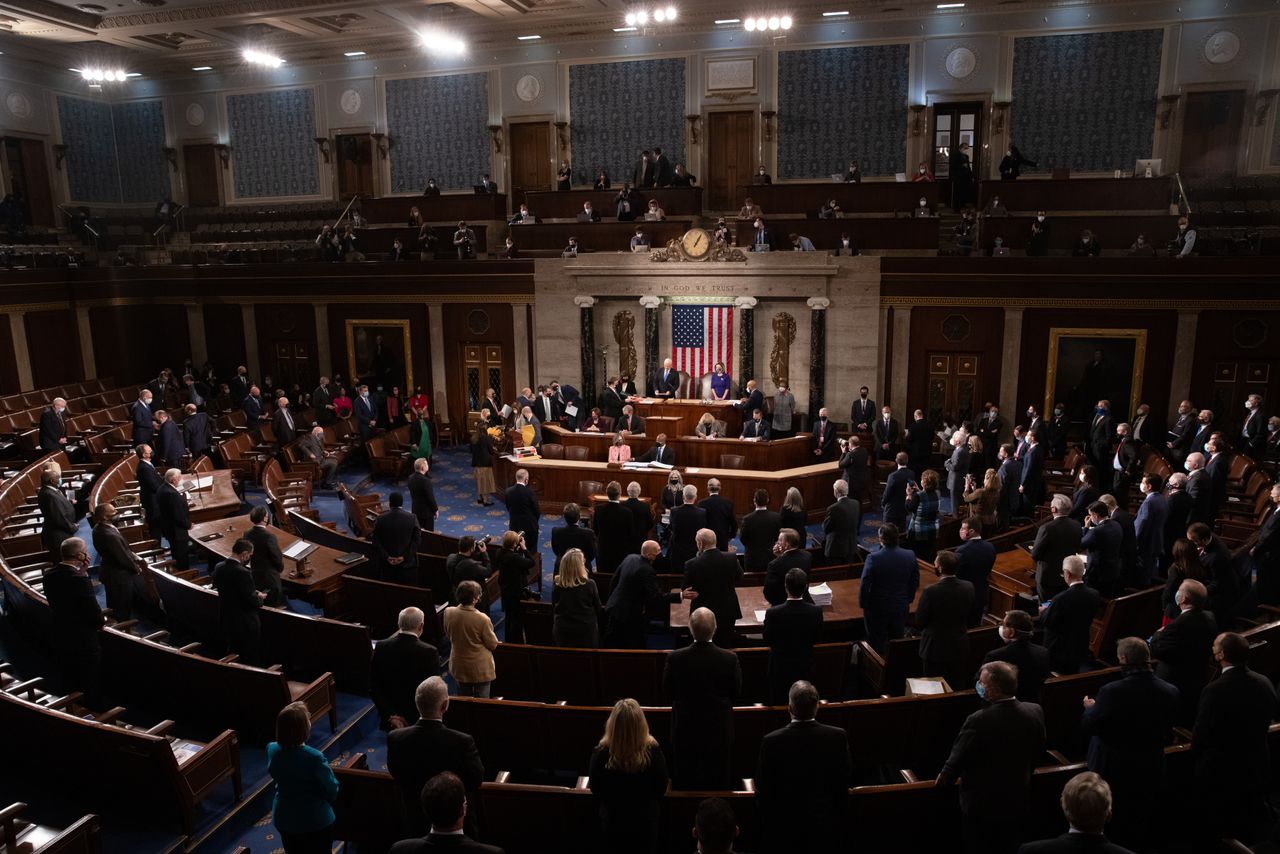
{"left": 663, "top": 641, "right": 741, "bottom": 754}
{"left": 244, "top": 524, "right": 285, "bottom": 607}
{"left": 938, "top": 699, "right": 1046, "bottom": 817}
{"left": 1189, "top": 422, "right": 1213, "bottom": 458}
{"left": 1191, "top": 664, "right": 1277, "bottom": 793}
{"left": 388, "top": 833, "right": 502, "bottom": 853}
{"left": 1242, "top": 409, "right": 1267, "bottom": 458}
{"left": 1042, "top": 583, "right": 1102, "bottom": 672}
{"left": 504, "top": 483, "right": 540, "bottom": 540}
{"left": 997, "top": 457, "right": 1024, "bottom": 518}
{"left": 1081, "top": 519, "right": 1123, "bottom": 597}
{"left": 651, "top": 368, "right": 680, "bottom": 398}
{"left": 1088, "top": 414, "right": 1113, "bottom": 463}
{"left": 740, "top": 508, "right": 782, "bottom": 571}
{"left": 155, "top": 418, "right": 184, "bottom": 466}
{"left": 1110, "top": 506, "right": 1140, "bottom": 587}
{"left": 872, "top": 416, "right": 901, "bottom": 452}
{"left": 354, "top": 395, "right": 377, "bottom": 438}
{"left": 699, "top": 494, "right": 737, "bottom": 550}
{"left": 983, "top": 639, "right": 1053, "bottom": 701}
{"left": 182, "top": 412, "right": 214, "bottom": 456}
{"left": 43, "top": 563, "right": 103, "bottom": 656}
{"left": 859, "top": 545, "right": 920, "bottom": 616}
{"left": 38, "top": 484, "right": 77, "bottom": 554}
{"left": 622, "top": 497, "right": 653, "bottom": 553}
{"left": 92, "top": 520, "right": 140, "bottom": 580}
{"left": 38, "top": 407, "right": 65, "bottom": 452}
{"left": 1200, "top": 536, "right": 1240, "bottom": 620}
{"left": 1134, "top": 492, "right": 1168, "bottom": 566}
{"left": 955, "top": 537, "right": 996, "bottom": 624}
{"left": 136, "top": 459, "right": 163, "bottom": 521}
{"left": 741, "top": 418, "right": 771, "bottom": 440}
{"left": 682, "top": 548, "right": 743, "bottom": 632}
{"left": 850, "top": 398, "right": 876, "bottom": 430}
{"left": 822, "top": 496, "right": 861, "bottom": 560}
{"left": 371, "top": 632, "right": 441, "bottom": 728}
{"left": 915, "top": 576, "right": 975, "bottom": 663}
{"left": 839, "top": 446, "right": 870, "bottom": 495}
{"left": 242, "top": 395, "right": 264, "bottom": 422}
{"left": 905, "top": 418, "right": 934, "bottom": 464}
{"left": 1185, "top": 470, "right": 1213, "bottom": 526}
{"left": 1018, "top": 832, "right": 1139, "bottom": 853}
{"left": 667, "top": 503, "right": 707, "bottom": 571}
{"left": 1164, "top": 490, "right": 1193, "bottom": 550}
{"left": 372, "top": 508, "right": 421, "bottom": 577}
{"left": 1082, "top": 669, "right": 1179, "bottom": 781}
{"left": 637, "top": 443, "right": 676, "bottom": 465}
{"left": 1020, "top": 442, "right": 1047, "bottom": 507}
{"left": 739, "top": 389, "right": 764, "bottom": 417}
{"left": 131, "top": 399, "right": 154, "bottom": 444}
{"left": 155, "top": 482, "right": 190, "bottom": 535}
{"left": 272, "top": 408, "right": 297, "bottom": 447}
{"left": 1152, "top": 606, "right": 1217, "bottom": 720}
{"left": 552, "top": 520, "right": 597, "bottom": 570}
{"left": 1205, "top": 452, "right": 1230, "bottom": 512}
{"left": 756, "top": 719, "right": 851, "bottom": 851}
{"left": 387, "top": 718, "right": 486, "bottom": 836}
{"left": 604, "top": 554, "right": 677, "bottom": 636}
{"left": 212, "top": 557, "right": 260, "bottom": 648}
{"left": 880, "top": 467, "right": 916, "bottom": 523}
{"left": 763, "top": 599, "right": 824, "bottom": 696}
{"left": 764, "top": 548, "right": 813, "bottom": 606}
{"left": 1031, "top": 516, "right": 1081, "bottom": 601}
{"left": 615, "top": 413, "right": 645, "bottom": 435}
{"left": 407, "top": 472, "right": 438, "bottom": 529}
{"left": 810, "top": 419, "right": 838, "bottom": 460}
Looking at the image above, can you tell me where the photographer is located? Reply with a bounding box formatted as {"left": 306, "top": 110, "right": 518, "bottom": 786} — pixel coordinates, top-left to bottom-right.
{"left": 445, "top": 535, "right": 493, "bottom": 605}
{"left": 453, "top": 220, "right": 477, "bottom": 260}
{"left": 494, "top": 530, "right": 536, "bottom": 644}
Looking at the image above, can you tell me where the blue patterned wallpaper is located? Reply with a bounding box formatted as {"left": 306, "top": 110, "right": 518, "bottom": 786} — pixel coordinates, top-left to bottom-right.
{"left": 227, "top": 88, "right": 320, "bottom": 198}
{"left": 56, "top": 95, "right": 121, "bottom": 203}
{"left": 112, "top": 100, "right": 170, "bottom": 203}
{"left": 569, "top": 58, "right": 686, "bottom": 185}
{"left": 1011, "top": 29, "right": 1164, "bottom": 173}
{"left": 386, "top": 73, "right": 490, "bottom": 193}
{"left": 778, "top": 45, "right": 909, "bottom": 178}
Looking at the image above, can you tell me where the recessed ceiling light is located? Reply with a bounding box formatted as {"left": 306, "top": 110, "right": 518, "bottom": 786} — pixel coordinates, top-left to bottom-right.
{"left": 517, "top": 34, "right": 541, "bottom": 40}
{"left": 936, "top": 3, "right": 964, "bottom": 7}
{"left": 192, "top": 65, "right": 213, "bottom": 71}
{"left": 613, "top": 25, "right": 637, "bottom": 31}
{"left": 419, "top": 30, "right": 466, "bottom": 54}
{"left": 243, "top": 48, "right": 284, "bottom": 67}
{"left": 68, "top": 67, "right": 81, "bottom": 73}
{"left": 715, "top": 17, "right": 740, "bottom": 23}
{"left": 343, "top": 50, "right": 365, "bottom": 57}
{"left": 126, "top": 72, "right": 141, "bottom": 77}
{"left": 822, "top": 9, "right": 849, "bottom": 15}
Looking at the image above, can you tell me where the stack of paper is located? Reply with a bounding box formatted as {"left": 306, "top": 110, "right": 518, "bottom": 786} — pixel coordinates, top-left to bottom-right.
{"left": 809, "top": 582, "right": 833, "bottom": 607}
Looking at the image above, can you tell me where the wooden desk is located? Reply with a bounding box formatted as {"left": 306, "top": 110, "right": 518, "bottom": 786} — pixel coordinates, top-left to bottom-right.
{"left": 989, "top": 547, "right": 1036, "bottom": 615}
{"left": 976, "top": 177, "right": 1172, "bottom": 213}
{"left": 357, "top": 193, "right": 508, "bottom": 224}
{"left": 522, "top": 187, "right": 704, "bottom": 218}
{"left": 973, "top": 215, "right": 1179, "bottom": 254}
{"left": 506, "top": 220, "right": 691, "bottom": 253}
{"left": 543, "top": 424, "right": 814, "bottom": 470}
{"left": 354, "top": 224, "right": 489, "bottom": 254}
{"left": 629, "top": 399, "right": 744, "bottom": 438}
{"left": 669, "top": 571, "right": 938, "bottom": 630}
{"left": 740, "top": 182, "right": 939, "bottom": 215}
{"left": 179, "top": 469, "right": 240, "bottom": 524}
{"left": 734, "top": 217, "right": 939, "bottom": 251}
{"left": 189, "top": 514, "right": 367, "bottom": 609}
{"left": 493, "top": 456, "right": 840, "bottom": 522}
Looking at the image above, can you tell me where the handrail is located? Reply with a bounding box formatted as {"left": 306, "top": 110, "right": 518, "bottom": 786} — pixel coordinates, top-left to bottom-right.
{"left": 1174, "top": 171, "right": 1192, "bottom": 216}
{"left": 332, "top": 195, "right": 359, "bottom": 229}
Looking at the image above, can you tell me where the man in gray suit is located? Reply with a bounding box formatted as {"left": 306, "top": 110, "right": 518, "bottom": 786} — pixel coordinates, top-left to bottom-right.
{"left": 298, "top": 425, "right": 339, "bottom": 489}
{"left": 1030, "top": 494, "right": 1082, "bottom": 601}
{"left": 822, "top": 479, "right": 861, "bottom": 562}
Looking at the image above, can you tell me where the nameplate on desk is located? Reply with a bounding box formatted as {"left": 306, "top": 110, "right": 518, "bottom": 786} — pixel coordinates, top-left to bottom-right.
{"left": 197, "top": 532, "right": 224, "bottom": 543}
{"left": 335, "top": 552, "right": 366, "bottom": 566}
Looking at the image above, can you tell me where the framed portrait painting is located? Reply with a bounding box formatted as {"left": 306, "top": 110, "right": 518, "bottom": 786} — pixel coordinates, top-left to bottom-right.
{"left": 1044, "top": 328, "right": 1147, "bottom": 427}
{"left": 345, "top": 319, "right": 413, "bottom": 393}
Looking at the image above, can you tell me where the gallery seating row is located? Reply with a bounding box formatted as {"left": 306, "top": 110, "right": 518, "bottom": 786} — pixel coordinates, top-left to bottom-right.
{"left": 0, "top": 801, "right": 100, "bottom": 854}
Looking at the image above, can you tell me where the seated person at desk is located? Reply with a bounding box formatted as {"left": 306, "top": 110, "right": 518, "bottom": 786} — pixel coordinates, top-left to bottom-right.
{"left": 790, "top": 233, "right": 817, "bottom": 251}
{"left": 1072, "top": 229, "right": 1101, "bottom": 257}
{"left": 577, "top": 202, "right": 602, "bottom": 223}
{"left": 982, "top": 195, "right": 1010, "bottom": 218}
{"left": 615, "top": 183, "right": 640, "bottom": 221}
{"left": 914, "top": 197, "right": 934, "bottom": 218}
{"left": 834, "top": 232, "right": 859, "bottom": 256}
{"left": 652, "top": 358, "right": 680, "bottom": 399}
{"left": 616, "top": 405, "right": 645, "bottom": 435}
{"left": 422, "top": 178, "right": 440, "bottom": 196}
{"left": 671, "top": 164, "right": 696, "bottom": 186}
{"left": 754, "top": 164, "right": 773, "bottom": 185}
{"left": 609, "top": 432, "right": 633, "bottom": 463}
{"left": 630, "top": 227, "right": 650, "bottom": 251}
{"left": 912, "top": 161, "right": 935, "bottom": 182}
{"left": 750, "top": 218, "right": 775, "bottom": 251}
{"left": 710, "top": 362, "right": 732, "bottom": 400}
{"left": 507, "top": 204, "right": 537, "bottom": 225}
{"left": 643, "top": 200, "right": 666, "bottom": 221}
{"left": 594, "top": 169, "right": 611, "bottom": 190}
{"left": 578, "top": 406, "right": 604, "bottom": 432}
{"left": 819, "top": 199, "right": 842, "bottom": 219}
{"left": 453, "top": 221, "right": 477, "bottom": 259}
{"left": 845, "top": 160, "right": 862, "bottom": 183}
{"left": 1128, "top": 233, "right": 1157, "bottom": 257}
{"left": 738, "top": 198, "right": 763, "bottom": 221}
{"left": 479, "top": 173, "right": 497, "bottom": 193}
{"left": 742, "top": 409, "right": 771, "bottom": 441}
{"left": 501, "top": 236, "right": 519, "bottom": 259}
{"left": 638, "top": 433, "right": 676, "bottom": 465}
{"left": 407, "top": 206, "right": 422, "bottom": 227}
{"left": 556, "top": 162, "right": 571, "bottom": 190}
{"left": 695, "top": 412, "right": 723, "bottom": 439}
{"left": 563, "top": 237, "right": 580, "bottom": 257}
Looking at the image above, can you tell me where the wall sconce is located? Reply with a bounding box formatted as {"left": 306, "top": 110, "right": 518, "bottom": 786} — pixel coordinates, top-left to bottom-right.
{"left": 1255, "top": 90, "right": 1280, "bottom": 127}
{"left": 686, "top": 114, "right": 701, "bottom": 146}
{"left": 991, "top": 101, "right": 1010, "bottom": 137}
{"left": 909, "top": 105, "right": 927, "bottom": 137}
{"left": 314, "top": 136, "right": 331, "bottom": 163}
{"left": 52, "top": 144, "right": 67, "bottom": 171}
{"left": 162, "top": 146, "right": 178, "bottom": 172}
{"left": 213, "top": 144, "right": 231, "bottom": 169}
{"left": 371, "top": 132, "right": 388, "bottom": 160}
{"left": 1158, "top": 94, "right": 1180, "bottom": 130}
{"left": 488, "top": 124, "right": 503, "bottom": 154}
{"left": 554, "top": 121, "right": 569, "bottom": 153}
{"left": 760, "top": 110, "right": 776, "bottom": 142}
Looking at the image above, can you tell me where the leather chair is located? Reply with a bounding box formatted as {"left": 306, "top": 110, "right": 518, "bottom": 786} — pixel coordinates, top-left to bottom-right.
{"left": 719, "top": 454, "right": 745, "bottom": 470}
{"left": 540, "top": 443, "right": 565, "bottom": 459}
{"left": 564, "top": 446, "right": 589, "bottom": 461}
{"left": 576, "top": 480, "right": 604, "bottom": 521}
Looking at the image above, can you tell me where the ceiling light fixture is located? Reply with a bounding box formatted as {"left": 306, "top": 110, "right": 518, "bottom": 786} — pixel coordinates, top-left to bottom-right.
{"left": 517, "top": 34, "right": 541, "bottom": 40}
{"left": 613, "top": 25, "right": 637, "bottom": 31}
{"left": 126, "top": 72, "right": 141, "bottom": 77}
{"left": 822, "top": 9, "right": 849, "bottom": 15}
{"left": 745, "top": 14, "right": 790, "bottom": 31}
{"left": 623, "top": 7, "right": 675, "bottom": 28}
{"left": 80, "top": 68, "right": 129, "bottom": 82}
{"left": 419, "top": 29, "right": 466, "bottom": 55}
{"left": 192, "top": 65, "right": 213, "bottom": 71}
{"left": 343, "top": 50, "right": 366, "bottom": 57}
{"left": 242, "top": 48, "right": 284, "bottom": 68}
{"left": 936, "top": 2, "right": 965, "bottom": 7}
{"left": 715, "top": 17, "right": 740, "bottom": 23}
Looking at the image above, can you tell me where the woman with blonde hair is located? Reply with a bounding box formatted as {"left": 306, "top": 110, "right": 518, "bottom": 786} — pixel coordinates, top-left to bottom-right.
{"left": 608, "top": 430, "right": 632, "bottom": 463}
{"left": 267, "top": 701, "right": 339, "bottom": 853}
{"left": 695, "top": 411, "right": 720, "bottom": 439}
{"left": 966, "top": 434, "right": 985, "bottom": 480}
{"left": 661, "top": 469, "right": 684, "bottom": 511}
{"left": 553, "top": 548, "right": 601, "bottom": 647}
{"left": 962, "top": 467, "right": 1002, "bottom": 530}
{"left": 780, "top": 486, "right": 807, "bottom": 535}
{"left": 443, "top": 579, "right": 499, "bottom": 697}
{"left": 588, "top": 698, "right": 669, "bottom": 853}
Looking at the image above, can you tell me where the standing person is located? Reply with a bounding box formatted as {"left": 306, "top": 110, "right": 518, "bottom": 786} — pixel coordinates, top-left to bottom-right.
{"left": 156, "top": 468, "right": 192, "bottom": 571}
{"left": 873, "top": 406, "right": 901, "bottom": 461}
{"left": 998, "top": 144, "right": 1036, "bottom": 180}
{"left": 443, "top": 580, "right": 498, "bottom": 697}
{"left": 213, "top": 538, "right": 265, "bottom": 663}
{"left": 42, "top": 537, "right": 105, "bottom": 707}
{"left": 552, "top": 548, "right": 601, "bottom": 647}
{"left": 771, "top": 381, "right": 796, "bottom": 440}
{"left": 663, "top": 608, "right": 741, "bottom": 791}
{"left": 504, "top": 468, "right": 541, "bottom": 552}
{"left": 763, "top": 569, "right": 824, "bottom": 704}
{"left": 1031, "top": 495, "right": 1082, "bottom": 602}
{"left": 881, "top": 453, "right": 915, "bottom": 530}
{"left": 740, "top": 489, "right": 783, "bottom": 571}
{"left": 406, "top": 457, "right": 438, "bottom": 530}
{"left": 372, "top": 493, "right": 421, "bottom": 585}
{"left": 905, "top": 469, "right": 942, "bottom": 562}
{"left": 268, "top": 702, "right": 339, "bottom": 854}
{"left": 859, "top": 523, "right": 920, "bottom": 652}
{"left": 493, "top": 531, "right": 535, "bottom": 644}
{"left": 681, "top": 530, "right": 744, "bottom": 647}
{"left": 470, "top": 420, "right": 496, "bottom": 506}
{"left": 1041, "top": 556, "right": 1103, "bottom": 674}
{"left": 245, "top": 505, "right": 286, "bottom": 607}
{"left": 810, "top": 407, "right": 838, "bottom": 462}
{"left": 604, "top": 541, "right": 693, "bottom": 648}
{"left": 182, "top": 403, "right": 214, "bottom": 459}
{"left": 822, "top": 479, "right": 861, "bottom": 562}
{"left": 408, "top": 406, "right": 432, "bottom": 463}
{"left": 905, "top": 409, "right": 934, "bottom": 477}
{"left": 936, "top": 661, "right": 1046, "bottom": 854}
{"left": 593, "top": 482, "right": 632, "bottom": 573}
{"left": 838, "top": 435, "right": 870, "bottom": 503}
{"left": 779, "top": 487, "right": 807, "bottom": 535}
{"left": 981, "top": 610, "right": 1053, "bottom": 702}
{"left": 915, "top": 550, "right": 976, "bottom": 689}
{"left": 131, "top": 388, "right": 155, "bottom": 446}
{"left": 945, "top": 433, "right": 971, "bottom": 513}
{"left": 370, "top": 607, "right": 441, "bottom": 731}
{"left": 556, "top": 161, "right": 572, "bottom": 191}
{"left": 91, "top": 503, "right": 147, "bottom": 621}
{"left": 38, "top": 467, "right": 77, "bottom": 563}
{"left": 955, "top": 517, "right": 996, "bottom": 625}
{"left": 389, "top": 772, "right": 502, "bottom": 854}
{"left": 588, "top": 699, "right": 669, "bottom": 854}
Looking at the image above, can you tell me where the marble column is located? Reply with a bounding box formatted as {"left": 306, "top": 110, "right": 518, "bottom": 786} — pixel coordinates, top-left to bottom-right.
{"left": 575, "top": 296, "right": 597, "bottom": 407}
{"left": 240, "top": 304, "right": 260, "bottom": 381}
{"left": 890, "top": 306, "right": 912, "bottom": 411}
{"left": 186, "top": 304, "right": 208, "bottom": 368}
{"left": 807, "top": 297, "right": 830, "bottom": 422}
{"left": 8, "top": 312, "right": 31, "bottom": 391}
{"left": 640, "top": 295, "right": 661, "bottom": 393}
{"left": 75, "top": 306, "right": 96, "bottom": 380}
{"left": 312, "top": 304, "right": 330, "bottom": 375}
{"left": 1168, "top": 309, "right": 1200, "bottom": 422}
{"left": 999, "top": 307, "right": 1024, "bottom": 444}
{"left": 429, "top": 304, "right": 448, "bottom": 399}
{"left": 735, "top": 296, "right": 757, "bottom": 392}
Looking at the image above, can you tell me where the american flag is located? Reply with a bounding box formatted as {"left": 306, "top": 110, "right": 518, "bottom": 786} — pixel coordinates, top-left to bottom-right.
{"left": 672, "top": 304, "right": 733, "bottom": 379}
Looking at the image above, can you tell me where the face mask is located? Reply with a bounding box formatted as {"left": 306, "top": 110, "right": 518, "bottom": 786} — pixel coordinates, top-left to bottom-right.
{"left": 999, "top": 625, "right": 1013, "bottom": 641}
{"left": 975, "top": 681, "right": 987, "bottom": 699}
{"left": 1247, "top": 402, "right": 1255, "bottom": 411}
{"left": 919, "top": 200, "right": 927, "bottom": 207}
{"left": 1270, "top": 425, "right": 1278, "bottom": 434}
{"left": 1082, "top": 238, "right": 1090, "bottom": 244}
{"left": 919, "top": 167, "right": 926, "bottom": 174}
{"left": 860, "top": 393, "right": 868, "bottom": 399}
{"left": 1037, "top": 216, "right": 1045, "bottom": 222}
{"left": 1180, "top": 225, "right": 1187, "bottom": 232}
{"left": 754, "top": 221, "right": 762, "bottom": 229}
{"left": 1184, "top": 460, "right": 1193, "bottom": 472}
{"left": 1026, "top": 409, "right": 1035, "bottom": 419}
{"left": 1096, "top": 407, "right": 1107, "bottom": 416}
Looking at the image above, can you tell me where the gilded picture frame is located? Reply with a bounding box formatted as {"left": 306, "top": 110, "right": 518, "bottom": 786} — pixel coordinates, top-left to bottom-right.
{"left": 345, "top": 318, "right": 413, "bottom": 394}
{"left": 1044, "top": 327, "right": 1147, "bottom": 425}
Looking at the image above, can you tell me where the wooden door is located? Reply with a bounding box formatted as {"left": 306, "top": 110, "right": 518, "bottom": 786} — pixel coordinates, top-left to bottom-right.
{"left": 509, "top": 122, "right": 551, "bottom": 207}
{"left": 463, "top": 343, "right": 505, "bottom": 416}
{"left": 1181, "top": 91, "right": 1244, "bottom": 179}
{"left": 272, "top": 340, "right": 313, "bottom": 391}
{"left": 925, "top": 352, "right": 981, "bottom": 427}
{"left": 3, "top": 139, "right": 55, "bottom": 227}
{"left": 932, "top": 101, "right": 984, "bottom": 208}
{"left": 335, "top": 133, "right": 375, "bottom": 198}
{"left": 706, "top": 111, "right": 754, "bottom": 211}
{"left": 183, "top": 144, "right": 221, "bottom": 206}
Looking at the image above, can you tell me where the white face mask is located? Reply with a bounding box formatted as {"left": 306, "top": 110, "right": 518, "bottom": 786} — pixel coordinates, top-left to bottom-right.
{"left": 999, "top": 625, "right": 1014, "bottom": 641}
{"left": 1037, "top": 215, "right": 1045, "bottom": 222}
